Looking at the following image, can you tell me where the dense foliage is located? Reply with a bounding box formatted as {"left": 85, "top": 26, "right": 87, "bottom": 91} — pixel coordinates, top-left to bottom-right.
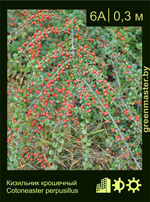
{"left": 7, "top": 9, "right": 142, "bottom": 170}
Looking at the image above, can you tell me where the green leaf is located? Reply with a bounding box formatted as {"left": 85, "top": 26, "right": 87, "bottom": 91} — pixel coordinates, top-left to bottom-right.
{"left": 9, "top": 156, "right": 14, "bottom": 162}
{"left": 49, "top": 150, "right": 54, "bottom": 156}
{"left": 87, "top": 140, "right": 91, "bottom": 146}
{"left": 84, "top": 157, "right": 89, "bottom": 161}
{"left": 54, "top": 156, "right": 59, "bottom": 162}
{"left": 82, "top": 145, "right": 87, "bottom": 150}
{"left": 82, "top": 129, "right": 87, "bottom": 135}
{"left": 80, "top": 122, "right": 85, "bottom": 127}
{"left": 52, "top": 165, "right": 58, "bottom": 170}
{"left": 59, "top": 138, "right": 64, "bottom": 144}
{"left": 23, "top": 136, "right": 29, "bottom": 140}
{"left": 53, "top": 142, "right": 57, "bottom": 148}
{"left": 105, "top": 49, "right": 112, "bottom": 55}
{"left": 57, "top": 147, "right": 62, "bottom": 153}
{"left": 60, "top": 132, "right": 65, "bottom": 137}
{"left": 89, "top": 129, "right": 105, "bottom": 135}
{"left": 48, "top": 158, "right": 53, "bottom": 164}
{"left": 86, "top": 119, "right": 90, "bottom": 123}
{"left": 45, "top": 167, "right": 51, "bottom": 170}
{"left": 137, "top": 69, "right": 142, "bottom": 74}
{"left": 132, "top": 64, "right": 137, "bottom": 69}
{"left": 26, "top": 142, "right": 31, "bottom": 146}
{"left": 82, "top": 138, "right": 87, "bottom": 143}
{"left": 53, "top": 133, "right": 58, "bottom": 138}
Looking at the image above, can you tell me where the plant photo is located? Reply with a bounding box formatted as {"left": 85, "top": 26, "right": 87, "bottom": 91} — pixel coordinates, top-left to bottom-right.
{"left": 7, "top": 9, "right": 142, "bottom": 170}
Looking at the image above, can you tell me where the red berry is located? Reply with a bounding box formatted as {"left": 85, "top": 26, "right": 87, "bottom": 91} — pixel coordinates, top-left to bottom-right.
{"left": 88, "top": 109, "right": 92, "bottom": 113}
{"left": 130, "top": 165, "right": 133, "bottom": 170}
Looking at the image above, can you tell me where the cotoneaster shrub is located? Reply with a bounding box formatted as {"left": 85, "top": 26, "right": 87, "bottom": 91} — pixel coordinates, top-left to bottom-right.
{"left": 7, "top": 9, "right": 142, "bottom": 170}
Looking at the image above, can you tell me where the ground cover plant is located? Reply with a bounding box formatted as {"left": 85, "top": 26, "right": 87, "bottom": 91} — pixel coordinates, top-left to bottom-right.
{"left": 7, "top": 9, "right": 142, "bottom": 170}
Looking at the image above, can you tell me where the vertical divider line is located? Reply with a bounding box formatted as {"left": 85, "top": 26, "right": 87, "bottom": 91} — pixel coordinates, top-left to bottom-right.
{"left": 108, "top": 8, "right": 110, "bottom": 23}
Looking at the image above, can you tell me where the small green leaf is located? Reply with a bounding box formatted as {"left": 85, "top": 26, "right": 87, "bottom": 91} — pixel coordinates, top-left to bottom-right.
{"left": 23, "top": 136, "right": 29, "bottom": 140}
{"left": 82, "top": 138, "right": 87, "bottom": 143}
{"left": 89, "top": 129, "right": 105, "bottom": 135}
{"left": 53, "top": 133, "right": 58, "bottom": 138}
{"left": 82, "top": 129, "right": 87, "bottom": 135}
{"left": 26, "top": 142, "right": 31, "bottom": 146}
{"left": 82, "top": 145, "right": 87, "bottom": 150}
{"left": 80, "top": 122, "right": 85, "bottom": 127}
{"left": 57, "top": 147, "right": 62, "bottom": 153}
{"left": 59, "top": 138, "right": 64, "bottom": 144}
{"left": 48, "top": 158, "right": 53, "bottom": 163}
{"left": 45, "top": 167, "right": 51, "bottom": 170}
{"left": 53, "top": 142, "right": 57, "bottom": 148}
{"left": 54, "top": 156, "right": 59, "bottom": 162}
{"left": 52, "top": 165, "right": 58, "bottom": 170}
{"left": 87, "top": 140, "right": 91, "bottom": 146}
{"left": 49, "top": 150, "right": 54, "bottom": 156}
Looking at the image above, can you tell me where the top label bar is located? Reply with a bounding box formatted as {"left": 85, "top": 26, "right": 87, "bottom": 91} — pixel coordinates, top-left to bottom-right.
{"left": 87, "top": 8, "right": 144, "bottom": 26}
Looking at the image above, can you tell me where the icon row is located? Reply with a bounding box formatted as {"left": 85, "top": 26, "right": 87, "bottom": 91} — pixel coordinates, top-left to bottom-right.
{"left": 96, "top": 177, "right": 142, "bottom": 193}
